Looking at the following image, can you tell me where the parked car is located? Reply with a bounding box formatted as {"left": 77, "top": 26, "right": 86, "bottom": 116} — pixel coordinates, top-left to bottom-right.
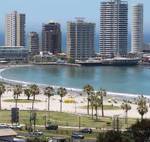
{"left": 31, "top": 130, "right": 43, "bottom": 136}
{"left": 45, "top": 122, "right": 58, "bottom": 130}
{"left": 71, "top": 132, "right": 84, "bottom": 139}
{"left": 0, "top": 123, "right": 9, "bottom": 128}
{"left": 80, "top": 128, "right": 92, "bottom": 134}
{"left": 9, "top": 124, "right": 23, "bottom": 130}
{"left": 13, "top": 138, "right": 26, "bottom": 142}
{"left": 48, "top": 137, "right": 67, "bottom": 142}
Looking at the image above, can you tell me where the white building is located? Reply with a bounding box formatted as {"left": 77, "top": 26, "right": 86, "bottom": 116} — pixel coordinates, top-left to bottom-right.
{"left": 5, "top": 11, "right": 26, "bottom": 47}
{"left": 131, "top": 4, "right": 143, "bottom": 53}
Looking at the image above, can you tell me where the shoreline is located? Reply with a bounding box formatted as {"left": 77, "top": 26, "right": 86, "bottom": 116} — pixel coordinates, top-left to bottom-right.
{"left": 32, "top": 62, "right": 81, "bottom": 67}
{"left": 0, "top": 64, "right": 148, "bottom": 99}
{"left": 1, "top": 64, "right": 150, "bottom": 119}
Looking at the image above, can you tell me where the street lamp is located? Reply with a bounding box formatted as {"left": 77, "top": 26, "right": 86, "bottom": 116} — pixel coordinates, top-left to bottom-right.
{"left": 78, "top": 115, "right": 81, "bottom": 130}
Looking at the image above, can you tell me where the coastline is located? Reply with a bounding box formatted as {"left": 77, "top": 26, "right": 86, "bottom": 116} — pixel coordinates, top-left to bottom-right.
{"left": 1, "top": 64, "right": 150, "bottom": 119}
{"left": 32, "top": 62, "right": 81, "bottom": 67}
{"left": 0, "top": 64, "right": 148, "bottom": 99}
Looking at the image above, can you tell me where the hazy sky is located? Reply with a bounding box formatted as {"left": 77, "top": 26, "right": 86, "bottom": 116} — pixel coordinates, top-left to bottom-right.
{"left": 0, "top": 0, "right": 149, "bottom": 34}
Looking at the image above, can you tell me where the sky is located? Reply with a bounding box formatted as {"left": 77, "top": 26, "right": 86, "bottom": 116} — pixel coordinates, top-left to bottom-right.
{"left": 0, "top": 0, "right": 150, "bottom": 34}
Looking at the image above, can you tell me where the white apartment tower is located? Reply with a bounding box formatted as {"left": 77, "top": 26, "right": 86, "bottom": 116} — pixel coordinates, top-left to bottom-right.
{"left": 5, "top": 11, "right": 25, "bottom": 47}
{"left": 100, "top": 0, "right": 128, "bottom": 58}
{"left": 67, "top": 18, "right": 95, "bottom": 61}
{"left": 131, "top": 4, "right": 143, "bottom": 53}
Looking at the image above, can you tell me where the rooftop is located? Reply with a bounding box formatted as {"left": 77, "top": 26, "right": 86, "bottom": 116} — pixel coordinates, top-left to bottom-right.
{"left": 0, "top": 129, "right": 17, "bottom": 137}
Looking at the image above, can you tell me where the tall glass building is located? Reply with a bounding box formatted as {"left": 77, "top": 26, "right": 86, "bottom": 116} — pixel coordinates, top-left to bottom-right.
{"left": 100, "top": 0, "right": 128, "bottom": 58}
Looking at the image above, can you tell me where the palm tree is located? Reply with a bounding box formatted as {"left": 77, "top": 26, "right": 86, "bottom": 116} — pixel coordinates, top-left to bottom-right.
{"left": 30, "top": 84, "right": 40, "bottom": 110}
{"left": 44, "top": 86, "right": 55, "bottom": 111}
{"left": 96, "top": 89, "right": 107, "bottom": 117}
{"left": 83, "top": 84, "right": 94, "bottom": 115}
{"left": 24, "top": 88, "right": 31, "bottom": 100}
{"left": 0, "top": 83, "right": 6, "bottom": 110}
{"left": 137, "top": 95, "right": 148, "bottom": 121}
{"left": 57, "top": 87, "right": 67, "bottom": 112}
{"left": 89, "top": 92, "right": 95, "bottom": 119}
{"left": 121, "top": 100, "right": 131, "bottom": 124}
{"left": 92, "top": 93, "right": 101, "bottom": 120}
{"left": 13, "top": 85, "right": 22, "bottom": 108}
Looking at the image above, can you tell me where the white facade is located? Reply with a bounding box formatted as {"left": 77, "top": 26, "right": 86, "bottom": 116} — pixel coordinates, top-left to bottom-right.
{"left": 5, "top": 11, "right": 25, "bottom": 47}
{"left": 131, "top": 4, "right": 143, "bottom": 53}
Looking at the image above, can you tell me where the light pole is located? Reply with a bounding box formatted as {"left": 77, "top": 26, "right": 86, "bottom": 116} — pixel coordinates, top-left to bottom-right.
{"left": 78, "top": 115, "right": 81, "bottom": 130}
{"left": 74, "top": 98, "right": 77, "bottom": 114}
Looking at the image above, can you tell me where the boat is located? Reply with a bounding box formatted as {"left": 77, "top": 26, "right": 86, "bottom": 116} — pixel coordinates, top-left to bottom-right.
{"left": 76, "top": 59, "right": 102, "bottom": 66}
{"left": 101, "top": 57, "right": 140, "bottom": 66}
{"left": 77, "top": 57, "right": 140, "bottom": 66}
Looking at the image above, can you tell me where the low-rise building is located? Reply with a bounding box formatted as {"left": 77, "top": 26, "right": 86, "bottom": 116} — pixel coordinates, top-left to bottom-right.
{"left": 143, "top": 43, "right": 150, "bottom": 53}
{"left": 0, "top": 46, "right": 29, "bottom": 62}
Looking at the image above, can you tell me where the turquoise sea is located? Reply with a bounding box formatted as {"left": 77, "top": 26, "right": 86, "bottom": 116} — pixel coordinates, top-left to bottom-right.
{"left": 1, "top": 65, "right": 150, "bottom": 95}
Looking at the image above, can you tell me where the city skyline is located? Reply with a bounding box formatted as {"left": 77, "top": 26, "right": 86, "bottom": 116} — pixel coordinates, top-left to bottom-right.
{"left": 0, "top": 0, "right": 150, "bottom": 34}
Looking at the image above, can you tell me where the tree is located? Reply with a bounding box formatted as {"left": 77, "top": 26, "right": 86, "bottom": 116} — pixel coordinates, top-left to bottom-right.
{"left": 30, "top": 84, "right": 40, "bottom": 110}
{"left": 0, "top": 83, "right": 5, "bottom": 110}
{"left": 67, "top": 58, "right": 75, "bottom": 64}
{"left": 97, "top": 131, "right": 122, "bottom": 142}
{"left": 13, "top": 85, "right": 22, "bottom": 108}
{"left": 96, "top": 89, "right": 107, "bottom": 117}
{"left": 44, "top": 86, "right": 55, "bottom": 111}
{"left": 137, "top": 95, "right": 148, "bottom": 121}
{"left": 92, "top": 93, "right": 101, "bottom": 120}
{"left": 97, "top": 130, "right": 134, "bottom": 142}
{"left": 24, "top": 88, "right": 31, "bottom": 100}
{"left": 57, "top": 87, "right": 67, "bottom": 112}
{"left": 129, "top": 119, "right": 150, "bottom": 142}
{"left": 121, "top": 100, "right": 131, "bottom": 124}
{"left": 83, "top": 84, "right": 94, "bottom": 115}
{"left": 89, "top": 92, "right": 95, "bottom": 119}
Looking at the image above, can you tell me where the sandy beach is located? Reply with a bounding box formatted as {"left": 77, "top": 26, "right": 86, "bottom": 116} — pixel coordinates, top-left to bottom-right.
{"left": 0, "top": 85, "right": 150, "bottom": 119}
{"left": 0, "top": 65, "right": 150, "bottom": 119}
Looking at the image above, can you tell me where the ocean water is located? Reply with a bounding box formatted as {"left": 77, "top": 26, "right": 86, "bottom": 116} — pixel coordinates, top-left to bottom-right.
{"left": 1, "top": 65, "right": 150, "bottom": 95}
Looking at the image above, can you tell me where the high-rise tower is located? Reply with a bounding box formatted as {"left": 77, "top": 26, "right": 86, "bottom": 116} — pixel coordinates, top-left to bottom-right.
{"left": 131, "top": 4, "right": 143, "bottom": 53}
{"left": 5, "top": 11, "right": 25, "bottom": 47}
{"left": 100, "top": 0, "right": 128, "bottom": 58}
{"left": 29, "top": 32, "right": 39, "bottom": 55}
{"left": 67, "top": 18, "right": 95, "bottom": 61}
{"left": 42, "top": 22, "right": 61, "bottom": 54}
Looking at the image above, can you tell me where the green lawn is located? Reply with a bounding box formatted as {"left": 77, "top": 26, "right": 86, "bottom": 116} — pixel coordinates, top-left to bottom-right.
{"left": 80, "top": 105, "right": 121, "bottom": 110}
{"left": 0, "top": 110, "right": 136, "bottom": 129}
{"left": 3, "top": 99, "right": 42, "bottom": 103}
